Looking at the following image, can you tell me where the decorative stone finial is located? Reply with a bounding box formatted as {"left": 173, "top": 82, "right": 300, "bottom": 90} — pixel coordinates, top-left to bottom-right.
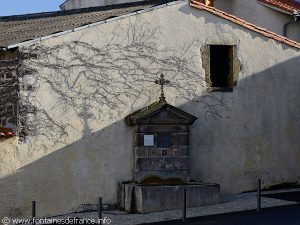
{"left": 155, "top": 74, "right": 170, "bottom": 103}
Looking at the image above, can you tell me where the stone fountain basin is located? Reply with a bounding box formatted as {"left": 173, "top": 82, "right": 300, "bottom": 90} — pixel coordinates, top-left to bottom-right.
{"left": 119, "top": 183, "right": 220, "bottom": 213}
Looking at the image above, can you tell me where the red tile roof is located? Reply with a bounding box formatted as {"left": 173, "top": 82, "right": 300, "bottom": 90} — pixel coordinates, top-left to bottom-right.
{"left": 258, "top": 0, "right": 300, "bottom": 14}
{"left": 0, "top": 127, "right": 16, "bottom": 138}
{"left": 190, "top": 0, "right": 300, "bottom": 49}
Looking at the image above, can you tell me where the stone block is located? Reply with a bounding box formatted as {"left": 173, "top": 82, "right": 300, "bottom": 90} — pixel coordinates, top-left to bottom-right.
{"left": 135, "top": 169, "right": 189, "bottom": 182}
{"left": 119, "top": 184, "right": 135, "bottom": 212}
{"left": 135, "top": 133, "right": 145, "bottom": 147}
{"left": 179, "top": 147, "right": 189, "bottom": 156}
{"left": 135, "top": 147, "right": 148, "bottom": 158}
{"left": 120, "top": 183, "right": 220, "bottom": 213}
{"left": 172, "top": 132, "right": 189, "bottom": 146}
{"left": 136, "top": 157, "right": 189, "bottom": 171}
{"left": 137, "top": 125, "right": 188, "bottom": 133}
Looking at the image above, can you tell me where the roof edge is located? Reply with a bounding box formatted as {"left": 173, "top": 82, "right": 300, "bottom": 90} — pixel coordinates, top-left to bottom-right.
{"left": 257, "top": 0, "right": 300, "bottom": 14}
{"left": 2, "top": 0, "right": 299, "bottom": 50}
{"left": 125, "top": 102, "right": 197, "bottom": 125}
{"left": 258, "top": 1, "right": 294, "bottom": 15}
{"left": 1, "top": 0, "right": 184, "bottom": 50}
{"left": 190, "top": 0, "right": 300, "bottom": 50}
{"left": 0, "top": 0, "right": 172, "bottom": 21}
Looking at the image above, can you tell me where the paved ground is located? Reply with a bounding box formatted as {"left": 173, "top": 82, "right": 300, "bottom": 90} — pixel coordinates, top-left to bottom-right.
{"left": 142, "top": 204, "right": 300, "bottom": 225}
{"left": 52, "top": 189, "right": 300, "bottom": 225}
{"left": 262, "top": 191, "right": 300, "bottom": 202}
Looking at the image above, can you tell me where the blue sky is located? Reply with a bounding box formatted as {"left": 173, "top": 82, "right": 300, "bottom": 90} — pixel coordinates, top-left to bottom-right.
{"left": 0, "top": 0, "right": 65, "bottom": 16}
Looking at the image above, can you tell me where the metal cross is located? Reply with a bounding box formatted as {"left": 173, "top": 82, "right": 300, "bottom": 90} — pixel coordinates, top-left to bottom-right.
{"left": 155, "top": 74, "right": 170, "bottom": 103}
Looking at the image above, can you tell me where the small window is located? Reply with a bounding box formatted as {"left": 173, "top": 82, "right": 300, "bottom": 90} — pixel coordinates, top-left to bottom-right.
{"left": 209, "top": 45, "right": 233, "bottom": 91}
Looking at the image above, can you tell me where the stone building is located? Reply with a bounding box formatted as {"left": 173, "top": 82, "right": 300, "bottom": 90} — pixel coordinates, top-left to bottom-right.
{"left": 0, "top": 0, "right": 300, "bottom": 218}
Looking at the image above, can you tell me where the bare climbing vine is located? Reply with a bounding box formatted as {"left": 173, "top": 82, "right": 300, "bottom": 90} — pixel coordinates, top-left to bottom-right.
{"left": 16, "top": 18, "right": 230, "bottom": 151}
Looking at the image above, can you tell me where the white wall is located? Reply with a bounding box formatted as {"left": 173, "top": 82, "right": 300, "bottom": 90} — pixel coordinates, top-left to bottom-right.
{"left": 1, "top": 1, "right": 300, "bottom": 218}
{"left": 214, "top": 0, "right": 300, "bottom": 42}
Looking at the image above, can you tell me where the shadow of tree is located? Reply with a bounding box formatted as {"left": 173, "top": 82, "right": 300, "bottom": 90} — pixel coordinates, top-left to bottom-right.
{"left": 0, "top": 11, "right": 299, "bottom": 219}
{"left": 17, "top": 18, "right": 230, "bottom": 152}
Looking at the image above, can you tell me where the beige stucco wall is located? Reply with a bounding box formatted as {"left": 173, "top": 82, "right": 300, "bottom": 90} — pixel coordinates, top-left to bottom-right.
{"left": 214, "top": 0, "right": 300, "bottom": 42}
{"left": 0, "top": 138, "right": 19, "bottom": 217}
{"left": 1, "top": 1, "right": 300, "bottom": 218}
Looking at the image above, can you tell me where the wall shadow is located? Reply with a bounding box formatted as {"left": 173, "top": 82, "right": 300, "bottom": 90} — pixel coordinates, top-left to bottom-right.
{"left": 0, "top": 55, "right": 299, "bottom": 218}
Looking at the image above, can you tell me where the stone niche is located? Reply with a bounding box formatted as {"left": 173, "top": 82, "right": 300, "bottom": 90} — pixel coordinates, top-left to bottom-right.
{"left": 121, "top": 101, "right": 220, "bottom": 213}
{"left": 125, "top": 101, "right": 197, "bottom": 183}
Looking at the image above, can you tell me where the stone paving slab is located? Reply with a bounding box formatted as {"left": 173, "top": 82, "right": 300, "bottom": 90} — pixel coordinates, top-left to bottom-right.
{"left": 142, "top": 204, "right": 300, "bottom": 225}
{"left": 52, "top": 190, "right": 299, "bottom": 225}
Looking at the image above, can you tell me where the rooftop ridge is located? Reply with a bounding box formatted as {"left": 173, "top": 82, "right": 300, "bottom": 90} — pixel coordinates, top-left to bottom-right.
{"left": 0, "top": 0, "right": 173, "bottom": 22}
{"left": 0, "top": 0, "right": 177, "bottom": 48}
{"left": 1, "top": 0, "right": 299, "bottom": 49}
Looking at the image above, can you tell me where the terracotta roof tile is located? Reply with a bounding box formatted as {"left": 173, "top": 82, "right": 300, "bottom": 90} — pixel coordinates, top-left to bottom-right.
{"left": 0, "top": 127, "right": 16, "bottom": 138}
{"left": 258, "top": 0, "right": 300, "bottom": 14}
{"left": 190, "top": 0, "right": 300, "bottom": 49}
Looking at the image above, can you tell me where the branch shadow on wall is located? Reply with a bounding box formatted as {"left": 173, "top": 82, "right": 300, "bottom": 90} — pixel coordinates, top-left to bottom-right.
{"left": 0, "top": 14, "right": 299, "bottom": 217}
{"left": 1, "top": 55, "right": 299, "bottom": 218}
